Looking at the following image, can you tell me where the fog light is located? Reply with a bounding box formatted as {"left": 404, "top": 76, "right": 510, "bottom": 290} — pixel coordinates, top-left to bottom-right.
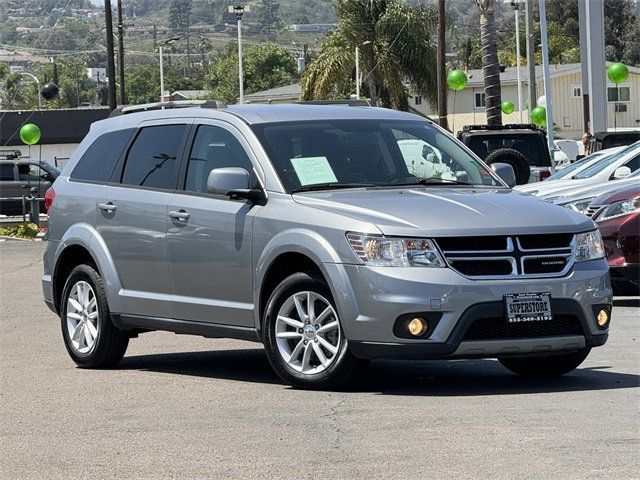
{"left": 407, "top": 317, "right": 428, "bottom": 336}
{"left": 597, "top": 309, "right": 610, "bottom": 328}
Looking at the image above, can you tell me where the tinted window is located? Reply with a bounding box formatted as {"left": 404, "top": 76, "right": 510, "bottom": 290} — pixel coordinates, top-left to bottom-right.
{"left": 467, "top": 134, "right": 550, "bottom": 167}
{"left": 71, "top": 129, "right": 134, "bottom": 182}
{"left": 121, "top": 125, "right": 187, "bottom": 189}
{"left": 0, "top": 164, "right": 15, "bottom": 181}
{"left": 184, "top": 125, "right": 254, "bottom": 193}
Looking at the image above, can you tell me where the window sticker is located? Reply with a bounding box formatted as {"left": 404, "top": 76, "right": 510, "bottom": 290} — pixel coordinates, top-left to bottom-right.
{"left": 290, "top": 156, "right": 338, "bottom": 186}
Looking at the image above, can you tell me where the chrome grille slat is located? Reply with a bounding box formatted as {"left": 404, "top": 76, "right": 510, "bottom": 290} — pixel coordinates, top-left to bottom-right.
{"left": 435, "top": 234, "right": 576, "bottom": 279}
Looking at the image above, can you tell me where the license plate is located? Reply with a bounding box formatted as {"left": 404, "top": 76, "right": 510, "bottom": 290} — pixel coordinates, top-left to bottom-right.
{"left": 504, "top": 292, "right": 552, "bottom": 323}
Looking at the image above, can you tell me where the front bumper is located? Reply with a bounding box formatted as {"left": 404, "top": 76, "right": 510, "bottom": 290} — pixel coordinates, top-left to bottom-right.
{"left": 324, "top": 259, "right": 611, "bottom": 359}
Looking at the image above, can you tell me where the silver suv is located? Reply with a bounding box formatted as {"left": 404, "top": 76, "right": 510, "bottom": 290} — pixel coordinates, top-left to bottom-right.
{"left": 42, "top": 103, "right": 612, "bottom": 389}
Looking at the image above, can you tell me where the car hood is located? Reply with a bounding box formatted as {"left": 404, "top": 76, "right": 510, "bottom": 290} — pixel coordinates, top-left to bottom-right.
{"left": 293, "top": 187, "right": 595, "bottom": 236}
{"left": 554, "top": 177, "right": 640, "bottom": 205}
{"left": 515, "top": 178, "right": 591, "bottom": 196}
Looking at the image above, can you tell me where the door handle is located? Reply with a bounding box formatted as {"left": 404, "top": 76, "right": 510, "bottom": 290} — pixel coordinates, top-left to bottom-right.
{"left": 169, "top": 210, "right": 190, "bottom": 221}
{"left": 98, "top": 202, "right": 117, "bottom": 213}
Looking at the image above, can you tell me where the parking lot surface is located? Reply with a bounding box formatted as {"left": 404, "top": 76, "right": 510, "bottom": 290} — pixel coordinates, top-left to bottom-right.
{"left": 1, "top": 239, "right": 638, "bottom": 479}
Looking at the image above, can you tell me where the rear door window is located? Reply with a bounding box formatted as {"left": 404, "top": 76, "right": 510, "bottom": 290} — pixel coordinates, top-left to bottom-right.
{"left": 121, "top": 125, "right": 188, "bottom": 189}
{"left": 71, "top": 128, "right": 134, "bottom": 182}
{"left": 0, "top": 164, "right": 15, "bottom": 181}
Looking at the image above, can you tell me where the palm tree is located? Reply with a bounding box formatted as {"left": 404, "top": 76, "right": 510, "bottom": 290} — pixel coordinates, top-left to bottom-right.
{"left": 301, "top": 0, "right": 437, "bottom": 110}
{"left": 476, "top": 0, "right": 502, "bottom": 126}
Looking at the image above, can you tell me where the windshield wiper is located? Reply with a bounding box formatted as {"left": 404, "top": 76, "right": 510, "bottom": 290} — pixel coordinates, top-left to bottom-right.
{"left": 290, "top": 183, "right": 378, "bottom": 193}
{"left": 403, "top": 177, "right": 473, "bottom": 186}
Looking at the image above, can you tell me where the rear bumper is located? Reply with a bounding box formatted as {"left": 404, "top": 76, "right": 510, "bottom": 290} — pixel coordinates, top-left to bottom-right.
{"left": 349, "top": 299, "right": 608, "bottom": 359}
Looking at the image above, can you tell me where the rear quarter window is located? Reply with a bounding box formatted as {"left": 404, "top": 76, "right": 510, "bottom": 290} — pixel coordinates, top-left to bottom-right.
{"left": 71, "top": 128, "right": 135, "bottom": 182}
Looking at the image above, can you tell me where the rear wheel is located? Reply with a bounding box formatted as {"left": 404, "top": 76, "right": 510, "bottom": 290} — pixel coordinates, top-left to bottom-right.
{"left": 263, "top": 272, "right": 366, "bottom": 389}
{"left": 484, "top": 147, "right": 531, "bottom": 185}
{"left": 498, "top": 348, "right": 591, "bottom": 376}
{"left": 60, "top": 264, "right": 128, "bottom": 368}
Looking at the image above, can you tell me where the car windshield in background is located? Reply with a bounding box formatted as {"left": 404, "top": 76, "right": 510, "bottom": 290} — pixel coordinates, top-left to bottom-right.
{"left": 574, "top": 142, "right": 640, "bottom": 179}
{"left": 43, "top": 162, "right": 61, "bottom": 176}
{"left": 467, "top": 133, "right": 550, "bottom": 167}
{"left": 251, "top": 120, "right": 503, "bottom": 193}
{"left": 547, "top": 153, "right": 602, "bottom": 180}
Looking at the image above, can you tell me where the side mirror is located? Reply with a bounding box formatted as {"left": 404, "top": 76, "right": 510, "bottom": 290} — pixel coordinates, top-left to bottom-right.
{"left": 612, "top": 166, "right": 631, "bottom": 180}
{"left": 207, "top": 167, "right": 264, "bottom": 203}
{"left": 491, "top": 162, "right": 516, "bottom": 187}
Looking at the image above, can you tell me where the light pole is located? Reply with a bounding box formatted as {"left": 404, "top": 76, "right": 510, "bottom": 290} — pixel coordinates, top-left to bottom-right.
{"left": 20, "top": 72, "right": 41, "bottom": 110}
{"left": 229, "top": 5, "right": 250, "bottom": 104}
{"left": 355, "top": 40, "right": 372, "bottom": 100}
{"left": 509, "top": 0, "right": 524, "bottom": 122}
{"left": 158, "top": 36, "right": 181, "bottom": 102}
{"left": 538, "top": 0, "right": 555, "bottom": 152}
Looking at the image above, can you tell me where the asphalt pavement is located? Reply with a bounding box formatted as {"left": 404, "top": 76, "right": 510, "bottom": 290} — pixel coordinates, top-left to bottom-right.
{"left": 1, "top": 239, "right": 638, "bottom": 479}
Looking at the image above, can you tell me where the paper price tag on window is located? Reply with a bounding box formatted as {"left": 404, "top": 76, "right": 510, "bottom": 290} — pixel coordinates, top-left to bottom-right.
{"left": 290, "top": 156, "right": 338, "bottom": 186}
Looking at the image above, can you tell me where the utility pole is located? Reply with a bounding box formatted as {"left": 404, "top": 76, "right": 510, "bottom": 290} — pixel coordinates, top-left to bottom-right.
{"left": 437, "top": 0, "right": 448, "bottom": 130}
{"left": 524, "top": 0, "right": 536, "bottom": 116}
{"left": 512, "top": 0, "right": 523, "bottom": 122}
{"left": 104, "top": 0, "right": 117, "bottom": 110}
{"left": 117, "top": 0, "right": 126, "bottom": 105}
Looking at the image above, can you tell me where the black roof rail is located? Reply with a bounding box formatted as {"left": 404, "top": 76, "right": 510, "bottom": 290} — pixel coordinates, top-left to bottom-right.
{"left": 0, "top": 149, "right": 22, "bottom": 160}
{"left": 462, "top": 123, "right": 540, "bottom": 132}
{"left": 296, "top": 99, "right": 372, "bottom": 107}
{"left": 109, "top": 99, "right": 227, "bottom": 117}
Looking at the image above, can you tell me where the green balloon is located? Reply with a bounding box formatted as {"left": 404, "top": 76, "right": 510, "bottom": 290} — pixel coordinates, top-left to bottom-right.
{"left": 501, "top": 101, "right": 515, "bottom": 115}
{"left": 531, "top": 106, "right": 546, "bottom": 126}
{"left": 607, "top": 62, "right": 629, "bottom": 84}
{"left": 447, "top": 69, "right": 468, "bottom": 91}
{"left": 19, "top": 123, "right": 41, "bottom": 145}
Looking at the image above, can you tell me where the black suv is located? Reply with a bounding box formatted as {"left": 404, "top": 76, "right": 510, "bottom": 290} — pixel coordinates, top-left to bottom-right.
{"left": 457, "top": 124, "right": 554, "bottom": 185}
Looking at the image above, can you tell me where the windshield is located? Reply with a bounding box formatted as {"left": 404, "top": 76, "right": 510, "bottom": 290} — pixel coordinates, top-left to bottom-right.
{"left": 574, "top": 142, "right": 640, "bottom": 179}
{"left": 251, "top": 120, "right": 503, "bottom": 192}
{"left": 547, "top": 153, "right": 602, "bottom": 180}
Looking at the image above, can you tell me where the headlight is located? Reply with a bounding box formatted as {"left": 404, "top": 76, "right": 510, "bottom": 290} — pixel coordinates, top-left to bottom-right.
{"left": 347, "top": 233, "right": 445, "bottom": 267}
{"left": 560, "top": 198, "right": 595, "bottom": 214}
{"left": 596, "top": 196, "right": 640, "bottom": 222}
{"left": 575, "top": 230, "right": 605, "bottom": 262}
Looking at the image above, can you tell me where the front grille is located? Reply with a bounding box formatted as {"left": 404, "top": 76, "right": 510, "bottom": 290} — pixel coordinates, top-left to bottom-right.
{"left": 436, "top": 234, "right": 575, "bottom": 279}
{"left": 462, "top": 315, "right": 584, "bottom": 341}
{"left": 586, "top": 205, "right": 603, "bottom": 218}
{"left": 450, "top": 259, "right": 513, "bottom": 276}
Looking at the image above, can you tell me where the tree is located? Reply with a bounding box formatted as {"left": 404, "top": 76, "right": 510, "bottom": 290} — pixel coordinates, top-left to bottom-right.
{"left": 169, "top": 0, "right": 193, "bottom": 34}
{"left": 257, "top": 0, "right": 281, "bottom": 36}
{"left": 301, "top": 0, "right": 438, "bottom": 110}
{"left": 476, "top": 0, "right": 501, "bottom": 126}
{"left": 205, "top": 42, "right": 298, "bottom": 104}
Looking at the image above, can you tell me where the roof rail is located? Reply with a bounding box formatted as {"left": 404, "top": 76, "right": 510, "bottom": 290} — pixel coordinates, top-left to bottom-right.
{"left": 0, "top": 149, "right": 22, "bottom": 160}
{"left": 462, "top": 123, "right": 540, "bottom": 131}
{"left": 109, "top": 99, "right": 227, "bottom": 117}
{"left": 296, "top": 99, "right": 372, "bottom": 107}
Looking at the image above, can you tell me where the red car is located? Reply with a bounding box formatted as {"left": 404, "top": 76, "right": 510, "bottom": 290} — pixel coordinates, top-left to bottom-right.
{"left": 588, "top": 184, "right": 640, "bottom": 295}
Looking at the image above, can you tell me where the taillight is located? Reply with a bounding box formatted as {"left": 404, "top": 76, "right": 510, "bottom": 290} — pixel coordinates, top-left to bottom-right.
{"left": 44, "top": 187, "right": 56, "bottom": 213}
{"left": 540, "top": 170, "right": 551, "bottom": 181}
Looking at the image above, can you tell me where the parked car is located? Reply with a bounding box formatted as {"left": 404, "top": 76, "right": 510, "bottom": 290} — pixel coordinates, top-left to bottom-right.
{"left": 516, "top": 141, "right": 640, "bottom": 199}
{"left": 588, "top": 185, "right": 639, "bottom": 296}
{"left": 42, "top": 102, "right": 611, "bottom": 389}
{"left": 0, "top": 156, "right": 61, "bottom": 215}
{"left": 589, "top": 129, "right": 640, "bottom": 153}
{"left": 544, "top": 147, "right": 624, "bottom": 180}
{"left": 457, "top": 124, "right": 554, "bottom": 185}
{"left": 553, "top": 139, "right": 580, "bottom": 168}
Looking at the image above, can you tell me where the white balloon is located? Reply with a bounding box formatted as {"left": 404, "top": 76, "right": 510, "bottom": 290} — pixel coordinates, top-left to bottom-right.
{"left": 537, "top": 95, "right": 547, "bottom": 108}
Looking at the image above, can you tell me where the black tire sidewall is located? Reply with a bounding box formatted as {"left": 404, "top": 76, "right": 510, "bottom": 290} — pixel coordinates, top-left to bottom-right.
{"left": 60, "top": 264, "right": 118, "bottom": 367}
{"left": 263, "top": 272, "right": 357, "bottom": 389}
{"left": 484, "top": 147, "right": 531, "bottom": 185}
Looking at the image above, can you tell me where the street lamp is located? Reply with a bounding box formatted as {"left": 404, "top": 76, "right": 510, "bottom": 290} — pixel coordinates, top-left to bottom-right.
{"left": 229, "top": 5, "right": 250, "bottom": 104}
{"left": 20, "top": 72, "right": 41, "bottom": 110}
{"left": 158, "top": 36, "right": 182, "bottom": 102}
{"left": 355, "top": 40, "right": 372, "bottom": 100}
{"left": 505, "top": 0, "right": 524, "bottom": 122}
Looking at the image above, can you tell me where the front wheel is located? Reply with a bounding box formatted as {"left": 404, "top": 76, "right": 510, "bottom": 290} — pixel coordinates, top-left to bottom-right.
{"left": 60, "top": 264, "right": 129, "bottom": 368}
{"left": 498, "top": 348, "right": 591, "bottom": 376}
{"left": 263, "top": 272, "right": 366, "bottom": 389}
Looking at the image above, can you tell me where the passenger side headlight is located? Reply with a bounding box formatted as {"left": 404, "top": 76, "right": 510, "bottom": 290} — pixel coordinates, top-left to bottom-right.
{"left": 596, "top": 196, "right": 640, "bottom": 222}
{"left": 560, "top": 198, "right": 595, "bottom": 214}
{"left": 347, "top": 233, "right": 445, "bottom": 267}
{"left": 575, "top": 230, "right": 605, "bottom": 262}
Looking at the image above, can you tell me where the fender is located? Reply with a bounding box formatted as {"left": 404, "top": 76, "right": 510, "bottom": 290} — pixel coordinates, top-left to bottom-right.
{"left": 54, "top": 222, "right": 124, "bottom": 313}
{"left": 253, "top": 227, "right": 350, "bottom": 330}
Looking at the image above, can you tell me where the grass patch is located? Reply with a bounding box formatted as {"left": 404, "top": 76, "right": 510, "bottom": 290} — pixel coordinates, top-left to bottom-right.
{"left": 0, "top": 223, "right": 39, "bottom": 239}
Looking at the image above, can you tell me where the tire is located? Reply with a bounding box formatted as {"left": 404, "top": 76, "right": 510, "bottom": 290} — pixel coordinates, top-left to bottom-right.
{"left": 484, "top": 147, "right": 531, "bottom": 185}
{"left": 263, "top": 272, "right": 366, "bottom": 389}
{"left": 60, "top": 264, "right": 129, "bottom": 368}
{"left": 498, "top": 348, "right": 591, "bottom": 377}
